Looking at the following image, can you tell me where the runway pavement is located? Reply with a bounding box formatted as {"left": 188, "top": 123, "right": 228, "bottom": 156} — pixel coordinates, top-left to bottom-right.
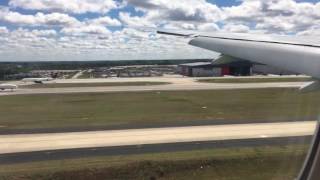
{"left": 0, "top": 136, "right": 312, "bottom": 164}
{"left": 0, "top": 82, "right": 303, "bottom": 96}
{"left": 0, "top": 76, "right": 310, "bottom": 96}
{"left": 0, "top": 121, "right": 316, "bottom": 154}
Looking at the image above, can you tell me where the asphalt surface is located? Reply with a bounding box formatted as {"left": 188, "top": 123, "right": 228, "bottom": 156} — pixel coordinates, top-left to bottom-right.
{"left": 0, "top": 136, "right": 312, "bottom": 164}
{"left": 1, "top": 118, "right": 315, "bottom": 135}
{"left": 0, "top": 121, "right": 315, "bottom": 155}
{"left": 0, "top": 77, "right": 307, "bottom": 96}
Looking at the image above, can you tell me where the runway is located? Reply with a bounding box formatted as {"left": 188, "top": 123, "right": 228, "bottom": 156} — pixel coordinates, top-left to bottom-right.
{"left": 0, "top": 76, "right": 310, "bottom": 96}
{"left": 0, "top": 121, "right": 316, "bottom": 154}
{"left": 0, "top": 136, "right": 312, "bottom": 164}
{"left": 0, "top": 80, "right": 305, "bottom": 96}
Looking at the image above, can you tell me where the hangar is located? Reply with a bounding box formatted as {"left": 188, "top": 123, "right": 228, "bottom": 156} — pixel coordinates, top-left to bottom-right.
{"left": 178, "top": 56, "right": 253, "bottom": 77}
{"left": 177, "top": 62, "right": 215, "bottom": 77}
{"left": 178, "top": 55, "right": 297, "bottom": 77}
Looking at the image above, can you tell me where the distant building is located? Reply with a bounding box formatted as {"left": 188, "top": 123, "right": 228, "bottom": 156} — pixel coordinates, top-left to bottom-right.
{"left": 177, "top": 62, "right": 215, "bottom": 77}
{"left": 211, "top": 55, "right": 252, "bottom": 76}
{"left": 178, "top": 55, "right": 298, "bottom": 77}
{"left": 178, "top": 57, "right": 252, "bottom": 77}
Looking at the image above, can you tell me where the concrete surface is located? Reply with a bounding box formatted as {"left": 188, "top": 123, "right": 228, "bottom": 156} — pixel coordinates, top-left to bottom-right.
{"left": 0, "top": 76, "right": 307, "bottom": 96}
{"left": 0, "top": 121, "right": 316, "bottom": 154}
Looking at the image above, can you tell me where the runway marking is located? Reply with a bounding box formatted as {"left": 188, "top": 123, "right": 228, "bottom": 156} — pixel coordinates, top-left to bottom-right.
{"left": 0, "top": 121, "right": 316, "bottom": 154}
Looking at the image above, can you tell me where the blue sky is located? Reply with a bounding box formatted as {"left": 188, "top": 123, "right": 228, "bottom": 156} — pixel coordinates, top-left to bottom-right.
{"left": 0, "top": 0, "right": 319, "bottom": 61}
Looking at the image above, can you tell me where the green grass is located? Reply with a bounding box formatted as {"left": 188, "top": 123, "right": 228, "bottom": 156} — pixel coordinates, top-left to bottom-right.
{"left": 198, "top": 77, "right": 312, "bottom": 83}
{"left": 0, "top": 89, "right": 314, "bottom": 179}
{"left": 0, "top": 145, "right": 309, "bottom": 180}
{"left": 20, "top": 82, "right": 169, "bottom": 89}
{"left": 0, "top": 88, "right": 319, "bottom": 130}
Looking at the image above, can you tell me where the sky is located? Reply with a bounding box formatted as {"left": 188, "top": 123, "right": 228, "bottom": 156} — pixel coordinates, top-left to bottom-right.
{"left": 0, "top": 0, "right": 319, "bottom": 61}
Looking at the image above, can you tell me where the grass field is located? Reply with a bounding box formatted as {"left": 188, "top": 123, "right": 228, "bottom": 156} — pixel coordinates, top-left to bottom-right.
{"left": 20, "top": 82, "right": 169, "bottom": 89}
{"left": 0, "top": 89, "right": 315, "bottom": 179}
{"left": 198, "top": 77, "right": 312, "bottom": 83}
{"left": 0, "top": 145, "right": 309, "bottom": 180}
{"left": 0, "top": 88, "right": 319, "bottom": 130}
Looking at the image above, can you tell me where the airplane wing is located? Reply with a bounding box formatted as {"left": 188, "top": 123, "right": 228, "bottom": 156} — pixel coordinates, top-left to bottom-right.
{"left": 158, "top": 30, "right": 320, "bottom": 91}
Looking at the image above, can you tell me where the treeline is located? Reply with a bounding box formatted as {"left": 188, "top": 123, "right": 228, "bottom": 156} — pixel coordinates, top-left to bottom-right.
{"left": 0, "top": 59, "right": 212, "bottom": 71}
{"left": 0, "top": 64, "right": 31, "bottom": 79}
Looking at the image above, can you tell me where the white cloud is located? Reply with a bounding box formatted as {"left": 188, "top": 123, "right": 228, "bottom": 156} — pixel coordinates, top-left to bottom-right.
{"left": 37, "top": 12, "right": 80, "bottom": 26}
{"left": 126, "top": 0, "right": 222, "bottom": 23}
{"left": 87, "top": 16, "right": 122, "bottom": 27}
{"left": 10, "top": 28, "right": 57, "bottom": 39}
{"left": 223, "top": 0, "right": 263, "bottom": 22}
{"left": 123, "top": 0, "right": 319, "bottom": 34}
{"left": 223, "top": 0, "right": 320, "bottom": 34}
{"left": 255, "top": 16, "right": 295, "bottom": 32}
{"left": 222, "top": 24, "right": 250, "bottom": 33}
{"left": 119, "top": 0, "right": 225, "bottom": 32}
{"left": 2, "top": 11, "right": 37, "bottom": 25}
{"left": 0, "top": 26, "right": 9, "bottom": 34}
{"left": 122, "top": 0, "right": 223, "bottom": 32}
{"left": 0, "top": 24, "right": 219, "bottom": 61}
{"left": 118, "top": 28, "right": 151, "bottom": 40}
{"left": 1, "top": 0, "right": 320, "bottom": 61}
{"left": 297, "top": 25, "right": 320, "bottom": 36}
{"left": 31, "top": 29, "right": 57, "bottom": 37}
{"left": 9, "top": 0, "right": 118, "bottom": 14}
{"left": 3, "top": 28, "right": 58, "bottom": 53}
{"left": 61, "top": 25, "right": 111, "bottom": 36}
{"left": 0, "top": 11, "right": 80, "bottom": 27}
{"left": 163, "top": 22, "right": 196, "bottom": 30}
{"left": 119, "top": 12, "right": 156, "bottom": 27}
{"left": 198, "top": 23, "right": 220, "bottom": 31}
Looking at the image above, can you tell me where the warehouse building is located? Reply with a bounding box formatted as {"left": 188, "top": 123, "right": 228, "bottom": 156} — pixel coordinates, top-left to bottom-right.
{"left": 178, "top": 55, "right": 297, "bottom": 77}
{"left": 178, "top": 56, "right": 253, "bottom": 77}
{"left": 177, "top": 62, "right": 215, "bottom": 77}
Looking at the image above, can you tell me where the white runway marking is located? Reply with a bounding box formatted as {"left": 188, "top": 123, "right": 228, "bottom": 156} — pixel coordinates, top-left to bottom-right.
{"left": 0, "top": 121, "right": 316, "bottom": 154}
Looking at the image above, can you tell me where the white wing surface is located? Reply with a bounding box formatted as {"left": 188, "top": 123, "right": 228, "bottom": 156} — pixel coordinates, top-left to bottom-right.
{"left": 158, "top": 30, "right": 320, "bottom": 79}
